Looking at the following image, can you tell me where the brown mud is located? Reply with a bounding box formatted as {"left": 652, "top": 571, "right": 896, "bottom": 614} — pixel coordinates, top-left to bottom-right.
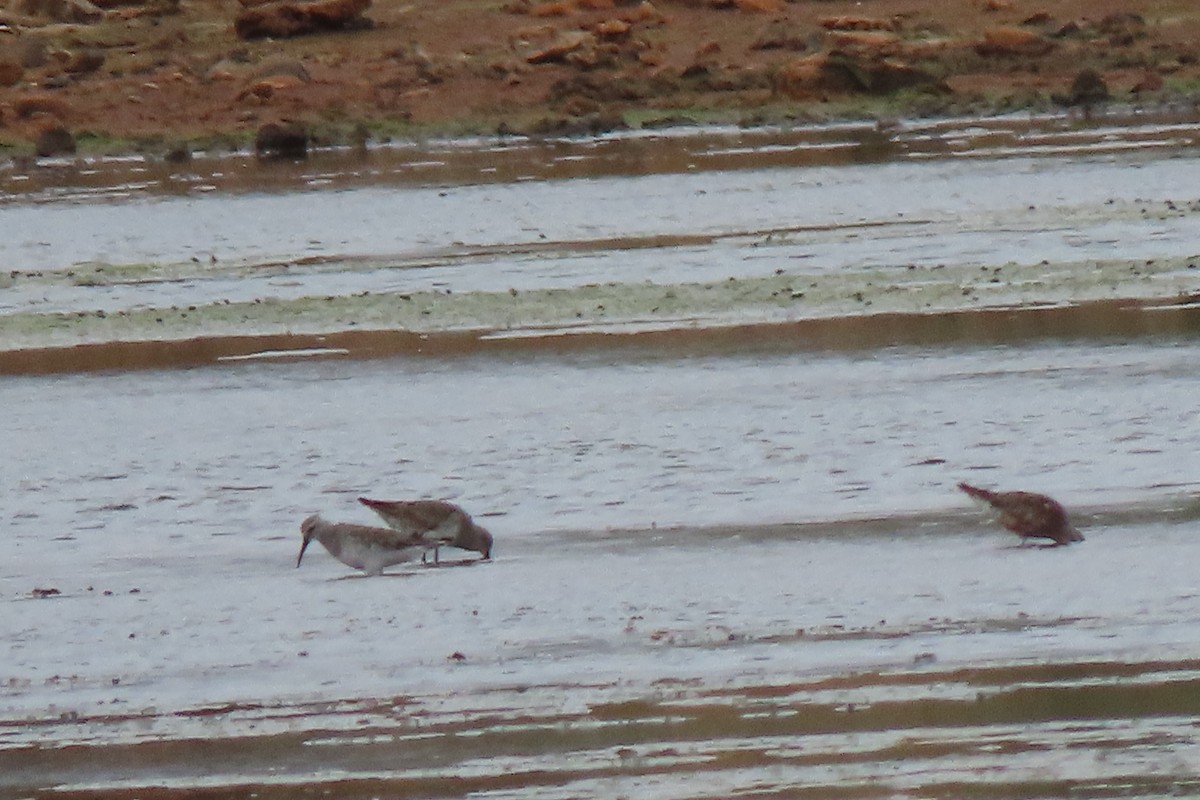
{"left": 4, "top": 294, "right": 1200, "bottom": 375}
{"left": 9, "top": 657, "right": 1200, "bottom": 798}
{"left": 2, "top": 0, "right": 1199, "bottom": 155}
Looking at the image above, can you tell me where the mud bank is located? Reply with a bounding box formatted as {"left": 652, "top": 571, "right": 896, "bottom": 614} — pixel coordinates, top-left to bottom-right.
{"left": 4, "top": 295, "right": 1200, "bottom": 375}
{"left": 5, "top": 117, "right": 1200, "bottom": 367}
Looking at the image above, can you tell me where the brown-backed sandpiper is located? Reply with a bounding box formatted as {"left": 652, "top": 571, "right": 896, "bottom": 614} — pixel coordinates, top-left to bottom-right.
{"left": 297, "top": 514, "right": 438, "bottom": 576}
{"left": 357, "top": 497, "right": 493, "bottom": 562}
{"left": 958, "top": 482, "right": 1084, "bottom": 546}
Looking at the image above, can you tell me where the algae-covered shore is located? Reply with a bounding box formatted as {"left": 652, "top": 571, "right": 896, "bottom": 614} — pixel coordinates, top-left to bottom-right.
{"left": 5, "top": 116, "right": 1200, "bottom": 372}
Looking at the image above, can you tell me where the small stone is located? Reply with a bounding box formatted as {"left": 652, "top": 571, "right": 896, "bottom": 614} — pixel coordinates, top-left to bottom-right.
{"left": 975, "top": 27, "right": 1055, "bottom": 57}
{"left": 255, "top": 120, "right": 309, "bottom": 159}
{"left": 65, "top": 48, "right": 106, "bottom": 75}
{"left": 0, "top": 60, "right": 23, "bottom": 87}
{"left": 34, "top": 124, "right": 76, "bottom": 158}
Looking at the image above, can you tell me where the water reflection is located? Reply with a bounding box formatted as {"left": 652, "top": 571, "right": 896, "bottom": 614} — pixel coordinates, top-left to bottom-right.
{"left": 6, "top": 110, "right": 1200, "bottom": 202}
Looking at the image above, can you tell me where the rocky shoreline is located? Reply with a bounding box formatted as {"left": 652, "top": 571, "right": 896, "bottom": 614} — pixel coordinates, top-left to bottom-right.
{"left": 1, "top": 0, "right": 1197, "bottom": 158}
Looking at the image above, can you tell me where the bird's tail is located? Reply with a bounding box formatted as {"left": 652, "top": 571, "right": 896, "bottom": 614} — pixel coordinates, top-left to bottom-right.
{"left": 358, "top": 496, "right": 385, "bottom": 510}
{"left": 957, "top": 482, "right": 997, "bottom": 503}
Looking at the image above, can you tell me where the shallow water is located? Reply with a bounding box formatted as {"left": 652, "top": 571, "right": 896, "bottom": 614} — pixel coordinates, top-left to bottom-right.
{"left": 4, "top": 341, "right": 1200, "bottom": 797}
{"left": 3, "top": 114, "right": 1200, "bottom": 797}
{"left": 3, "top": 113, "right": 1200, "bottom": 354}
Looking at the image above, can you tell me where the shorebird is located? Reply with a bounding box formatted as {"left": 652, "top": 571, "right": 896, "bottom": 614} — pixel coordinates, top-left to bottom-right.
{"left": 357, "top": 497, "right": 493, "bottom": 562}
{"left": 297, "top": 514, "right": 438, "bottom": 576}
{"left": 958, "top": 482, "right": 1084, "bottom": 546}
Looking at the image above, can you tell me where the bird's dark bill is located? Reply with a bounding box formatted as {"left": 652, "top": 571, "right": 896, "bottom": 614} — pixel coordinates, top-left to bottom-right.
{"left": 296, "top": 539, "right": 311, "bottom": 567}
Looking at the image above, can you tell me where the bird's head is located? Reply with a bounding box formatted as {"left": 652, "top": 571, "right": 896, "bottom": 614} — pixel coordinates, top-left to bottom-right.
{"left": 475, "top": 525, "right": 494, "bottom": 560}
{"left": 297, "top": 514, "right": 322, "bottom": 568}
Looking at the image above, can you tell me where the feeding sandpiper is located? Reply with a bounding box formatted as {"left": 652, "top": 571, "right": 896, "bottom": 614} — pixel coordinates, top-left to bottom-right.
{"left": 958, "top": 482, "right": 1084, "bottom": 546}
{"left": 358, "top": 497, "right": 493, "bottom": 562}
{"left": 297, "top": 514, "right": 438, "bottom": 576}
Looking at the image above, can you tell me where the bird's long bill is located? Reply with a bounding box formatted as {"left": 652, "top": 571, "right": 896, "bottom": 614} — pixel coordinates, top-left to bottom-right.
{"left": 296, "top": 536, "right": 312, "bottom": 568}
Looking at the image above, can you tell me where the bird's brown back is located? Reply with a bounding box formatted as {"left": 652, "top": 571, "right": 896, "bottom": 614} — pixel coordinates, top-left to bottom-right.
{"left": 958, "top": 482, "right": 1082, "bottom": 544}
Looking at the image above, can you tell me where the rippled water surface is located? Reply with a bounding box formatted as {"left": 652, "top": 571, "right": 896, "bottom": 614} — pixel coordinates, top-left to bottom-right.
{"left": 3, "top": 114, "right": 1200, "bottom": 798}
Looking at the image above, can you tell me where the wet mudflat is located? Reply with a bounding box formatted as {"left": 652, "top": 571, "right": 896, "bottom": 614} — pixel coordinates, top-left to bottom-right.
{"left": 3, "top": 340, "right": 1200, "bottom": 798}
{"left": 3, "top": 114, "right": 1200, "bottom": 797}
{"left": 4, "top": 113, "right": 1200, "bottom": 357}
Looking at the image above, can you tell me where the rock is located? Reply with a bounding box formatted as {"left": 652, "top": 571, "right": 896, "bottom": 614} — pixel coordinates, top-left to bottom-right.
{"left": 239, "top": 73, "right": 307, "bottom": 101}
{"left": 91, "top": 0, "right": 177, "bottom": 9}
{"left": 0, "top": 40, "right": 45, "bottom": 89}
{"left": 525, "top": 31, "right": 593, "bottom": 64}
{"left": 622, "top": 1, "right": 662, "bottom": 24}
{"left": 528, "top": 0, "right": 574, "bottom": 16}
{"left": 819, "top": 15, "right": 899, "bottom": 32}
{"left": 1053, "top": 68, "right": 1109, "bottom": 108}
{"left": 163, "top": 143, "right": 192, "bottom": 163}
{"left": 774, "top": 54, "right": 845, "bottom": 97}
{"left": 592, "top": 18, "right": 630, "bottom": 39}
{"left": 18, "top": 0, "right": 104, "bottom": 22}
{"left": 733, "top": 0, "right": 783, "bottom": 13}
{"left": 751, "top": 21, "right": 812, "bottom": 52}
{"left": 693, "top": 63, "right": 771, "bottom": 93}
{"left": 1098, "top": 11, "right": 1144, "bottom": 46}
{"left": 235, "top": 4, "right": 304, "bottom": 38}
{"left": 18, "top": 39, "right": 49, "bottom": 69}
{"left": 1050, "top": 20, "right": 1086, "bottom": 39}
{"left": 975, "top": 27, "right": 1055, "bottom": 57}
{"left": 775, "top": 52, "right": 947, "bottom": 98}
{"left": 235, "top": 0, "right": 371, "bottom": 40}
{"left": 549, "top": 71, "right": 677, "bottom": 103}
{"left": 0, "top": 59, "right": 23, "bottom": 87}
{"left": 255, "top": 120, "right": 309, "bottom": 158}
{"left": 65, "top": 48, "right": 106, "bottom": 75}
{"left": 301, "top": 0, "right": 370, "bottom": 27}
{"left": 837, "top": 55, "right": 946, "bottom": 95}
{"left": 13, "top": 93, "right": 69, "bottom": 121}
{"left": 827, "top": 31, "right": 902, "bottom": 53}
{"left": 1131, "top": 70, "right": 1163, "bottom": 94}
{"left": 34, "top": 123, "right": 76, "bottom": 157}
{"left": 529, "top": 110, "right": 626, "bottom": 136}
{"left": 637, "top": 48, "right": 664, "bottom": 67}
{"left": 249, "top": 58, "right": 312, "bottom": 83}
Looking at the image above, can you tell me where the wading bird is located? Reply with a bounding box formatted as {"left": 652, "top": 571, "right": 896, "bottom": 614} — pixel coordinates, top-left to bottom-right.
{"left": 358, "top": 497, "right": 493, "bottom": 562}
{"left": 297, "top": 514, "right": 438, "bottom": 576}
{"left": 958, "top": 482, "right": 1084, "bottom": 546}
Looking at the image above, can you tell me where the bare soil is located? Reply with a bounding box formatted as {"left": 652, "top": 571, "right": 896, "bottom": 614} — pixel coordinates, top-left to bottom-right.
{"left": 1, "top": 0, "right": 1199, "bottom": 154}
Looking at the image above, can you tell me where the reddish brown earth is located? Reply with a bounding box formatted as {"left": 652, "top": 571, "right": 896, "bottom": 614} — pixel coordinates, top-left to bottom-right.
{"left": 0, "top": 0, "right": 1198, "bottom": 155}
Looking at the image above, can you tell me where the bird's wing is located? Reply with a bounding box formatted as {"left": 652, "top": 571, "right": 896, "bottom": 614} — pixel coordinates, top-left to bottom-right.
{"left": 361, "top": 498, "right": 466, "bottom": 539}
{"left": 995, "top": 492, "right": 1064, "bottom": 537}
{"left": 407, "top": 500, "right": 468, "bottom": 541}
{"left": 343, "top": 521, "right": 433, "bottom": 550}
